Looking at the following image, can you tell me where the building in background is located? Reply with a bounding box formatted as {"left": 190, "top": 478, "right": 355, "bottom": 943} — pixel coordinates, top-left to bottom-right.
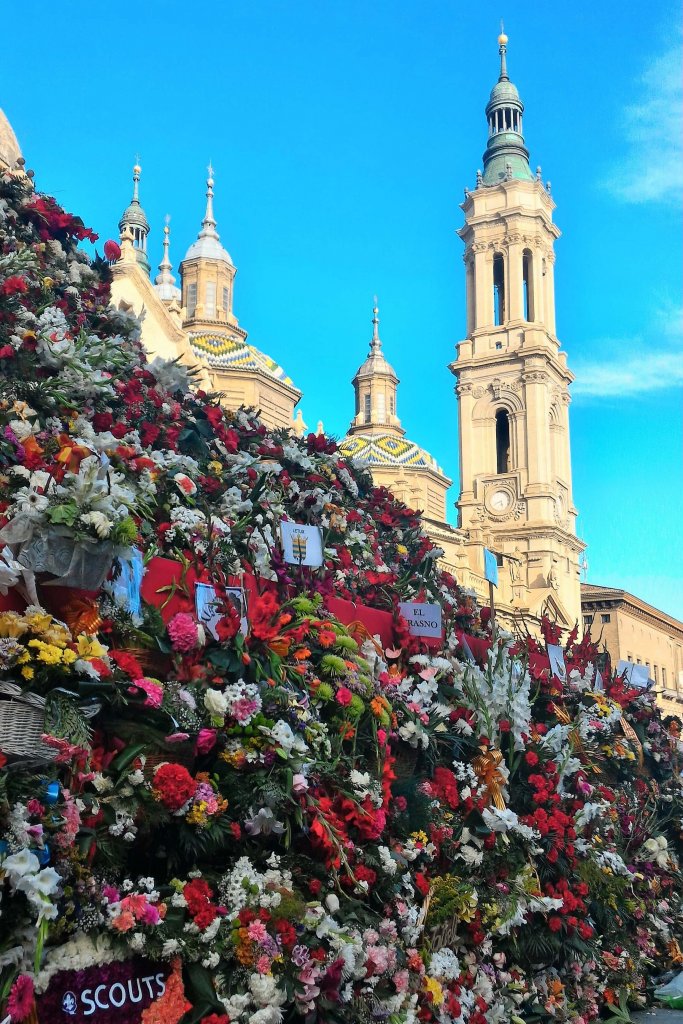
{"left": 110, "top": 165, "right": 301, "bottom": 432}
{"left": 581, "top": 584, "right": 683, "bottom": 718}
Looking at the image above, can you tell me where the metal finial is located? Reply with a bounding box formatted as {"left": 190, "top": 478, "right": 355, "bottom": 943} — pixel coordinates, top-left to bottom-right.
{"left": 132, "top": 161, "right": 141, "bottom": 203}
{"left": 201, "top": 164, "right": 217, "bottom": 234}
{"left": 498, "top": 22, "right": 509, "bottom": 81}
{"left": 371, "top": 298, "right": 381, "bottom": 351}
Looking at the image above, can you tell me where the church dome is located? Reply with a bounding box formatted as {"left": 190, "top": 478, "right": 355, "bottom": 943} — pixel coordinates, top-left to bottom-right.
{"left": 184, "top": 233, "right": 233, "bottom": 265}
{"left": 189, "top": 332, "right": 296, "bottom": 387}
{"left": 339, "top": 432, "right": 444, "bottom": 472}
{"left": 488, "top": 79, "right": 520, "bottom": 106}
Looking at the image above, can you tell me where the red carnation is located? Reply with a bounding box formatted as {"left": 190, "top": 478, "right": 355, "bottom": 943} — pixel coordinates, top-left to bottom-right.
{"left": 153, "top": 762, "right": 196, "bottom": 811}
{"left": 0, "top": 275, "right": 29, "bottom": 296}
{"left": 201, "top": 1016, "right": 230, "bottom": 1024}
{"left": 103, "top": 239, "right": 122, "bottom": 261}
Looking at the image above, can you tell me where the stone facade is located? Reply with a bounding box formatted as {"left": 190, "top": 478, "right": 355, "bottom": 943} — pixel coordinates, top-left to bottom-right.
{"left": 581, "top": 585, "right": 683, "bottom": 718}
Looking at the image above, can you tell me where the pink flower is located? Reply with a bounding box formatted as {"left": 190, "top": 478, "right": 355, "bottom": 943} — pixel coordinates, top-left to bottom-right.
{"left": 102, "top": 884, "right": 120, "bottom": 903}
{"left": 292, "top": 773, "right": 309, "bottom": 795}
{"left": 167, "top": 612, "right": 200, "bottom": 652}
{"left": 392, "top": 969, "right": 409, "bottom": 993}
{"left": 247, "top": 920, "right": 268, "bottom": 942}
{"left": 196, "top": 728, "right": 217, "bottom": 755}
{"left": 129, "top": 677, "right": 164, "bottom": 707}
{"left": 232, "top": 697, "right": 260, "bottom": 723}
{"left": 336, "top": 687, "right": 353, "bottom": 707}
{"left": 377, "top": 729, "right": 387, "bottom": 745}
{"left": 256, "top": 954, "right": 272, "bottom": 974}
{"left": 7, "top": 974, "right": 34, "bottom": 1021}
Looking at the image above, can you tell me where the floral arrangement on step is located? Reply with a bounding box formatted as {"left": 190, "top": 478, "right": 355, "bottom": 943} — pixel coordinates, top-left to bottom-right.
{"left": 0, "top": 163, "right": 682, "bottom": 1024}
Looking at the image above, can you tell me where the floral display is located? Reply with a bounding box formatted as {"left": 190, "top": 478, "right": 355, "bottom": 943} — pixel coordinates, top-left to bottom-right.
{"left": 0, "top": 165, "right": 682, "bottom": 1024}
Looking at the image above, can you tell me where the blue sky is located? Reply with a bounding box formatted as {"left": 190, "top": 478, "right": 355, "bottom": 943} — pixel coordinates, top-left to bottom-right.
{"left": 3, "top": 0, "right": 682, "bottom": 617}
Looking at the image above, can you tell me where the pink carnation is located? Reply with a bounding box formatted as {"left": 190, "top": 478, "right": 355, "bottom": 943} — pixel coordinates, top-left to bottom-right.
{"left": 196, "top": 728, "right": 217, "bottom": 755}
{"left": 167, "top": 612, "right": 200, "bottom": 652}
{"left": 129, "top": 677, "right": 164, "bottom": 707}
{"left": 336, "top": 686, "right": 353, "bottom": 707}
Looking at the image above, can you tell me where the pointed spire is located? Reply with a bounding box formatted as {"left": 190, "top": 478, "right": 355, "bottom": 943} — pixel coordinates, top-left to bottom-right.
{"left": 201, "top": 162, "right": 218, "bottom": 236}
{"left": 183, "top": 164, "right": 233, "bottom": 265}
{"left": 371, "top": 296, "right": 382, "bottom": 353}
{"left": 154, "top": 216, "right": 180, "bottom": 302}
{"left": 498, "top": 23, "right": 509, "bottom": 81}
{"left": 118, "top": 160, "right": 150, "bottom": 270}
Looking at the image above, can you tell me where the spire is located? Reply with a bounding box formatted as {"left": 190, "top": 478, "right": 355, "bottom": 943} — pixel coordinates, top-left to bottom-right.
{"left": 481, "top": 30, "right": 534, "bottom": 186}
{"left": 498, "top": 23, "right": 509, "bottom": 81}
{"left": 202, "top": 162, "right": 217, "bottom": 235}
{"left": 154, "top": 216, "right": 181, "bottom": 302}
{"left": 118, "top": 161, "right": 150, "bottom": 271}
{"left": 182, "top": 164, "right": 234, "bottom": 265}
{"left": 371, "top": 296, "right": 381, "bottom": 353}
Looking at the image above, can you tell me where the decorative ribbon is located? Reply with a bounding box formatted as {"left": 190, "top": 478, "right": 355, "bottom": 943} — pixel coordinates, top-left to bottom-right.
{"left": 346, "top": 619, "right": 385, "bottom": 658}
{"left": 471, "top": 746, "right": 507, "bottom": 810}
{"left": 61, "top": 595, "right": 103, "bottom": 638}
{"left": 620, "top": 716, "right": 644, "bottom": 768}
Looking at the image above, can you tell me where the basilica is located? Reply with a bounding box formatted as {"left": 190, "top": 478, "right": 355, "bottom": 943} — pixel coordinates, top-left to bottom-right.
{"left": 1, "top": 34, "right": 682, "bottom": 707}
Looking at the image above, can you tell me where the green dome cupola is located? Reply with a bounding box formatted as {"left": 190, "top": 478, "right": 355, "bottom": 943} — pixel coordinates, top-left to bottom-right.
{"left": 118, "top": 162, "right": 151, "bottom": 272}
{"left": 482, "top": 31, "right": 534, "bottom": 185}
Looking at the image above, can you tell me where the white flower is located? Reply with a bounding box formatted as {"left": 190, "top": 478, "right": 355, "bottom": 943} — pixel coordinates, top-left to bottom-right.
{"left": 204, "top": 688, "right": 229, "bottom": 718}
{"left": 80, "top": 510, "right": 112, "bottom": 538}
{"left": 325, "top": 893, "right": 340, "bottom": 913}
{"left": 2, "top": 848, "right": 41, "bottom": 882}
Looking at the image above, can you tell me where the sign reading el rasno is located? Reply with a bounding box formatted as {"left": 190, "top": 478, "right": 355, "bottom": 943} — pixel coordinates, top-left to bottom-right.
{"left": 398, "top": 601, "right": 442, "bottom": 638}
{"left": 36, "top": 958, "right": 171, "bottom": 1023}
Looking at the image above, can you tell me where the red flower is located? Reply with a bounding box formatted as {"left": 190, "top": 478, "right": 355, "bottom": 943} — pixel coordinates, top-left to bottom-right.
{"left": 0, "top": 275, "right": 29, "bottom": 296}
{"left": 153, "top": 762, "right": 196, "bottom": 811}
{"left": 7, "top": 974, "right": 34, "bottom": 1022}
{"left": 103, "top": 239, "right": 122, "bottom": 261}
{"left": 184, "top": 879, "right": 218, "bottom": 930}
{"left": 548, "top": 915, "right": 563, "bottom": 932}
{"left": 525, "top": 751, "right": 539, "bottom": 767}
{"left": 201, "top": 1016, "right": 230, "bottom": 1024}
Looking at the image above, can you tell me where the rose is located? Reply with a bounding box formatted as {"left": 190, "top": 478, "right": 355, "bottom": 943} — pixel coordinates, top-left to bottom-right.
{"left": 204, "top": 689, "right": 228, "bottom": 719}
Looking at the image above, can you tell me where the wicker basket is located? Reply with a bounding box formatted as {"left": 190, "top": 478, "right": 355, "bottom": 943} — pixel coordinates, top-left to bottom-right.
{"left": 144, "top": 747, "right": 195, "bottom": 781}
{"left": 392, "top": 743, "right": 419, "bottom": 780}
{"left": 0, "top": 683, "right": 56, "bottom": 761}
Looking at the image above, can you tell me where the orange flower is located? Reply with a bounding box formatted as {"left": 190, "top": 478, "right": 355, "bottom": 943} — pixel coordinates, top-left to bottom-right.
{"left": 269, "top": 637, "right": 291, "bottom": 656}
{"left": 141, "top": 960, "right": 191, "bottom": 1024}
{"left": 293, "top": 647, "right": 311, "bottom": 661}
{"left": 317, "top": 630, "right": 337, "bottom": 648}
{"left": 111, "top": 910, "right": 135, "bottom": 932}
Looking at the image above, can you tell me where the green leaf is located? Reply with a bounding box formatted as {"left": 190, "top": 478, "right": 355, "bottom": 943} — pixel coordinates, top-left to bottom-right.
{"left": 46, "top": 502, "right": 79, "bottom": 526}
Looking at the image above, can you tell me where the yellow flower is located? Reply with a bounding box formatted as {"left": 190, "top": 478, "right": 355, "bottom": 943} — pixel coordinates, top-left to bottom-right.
{"left": 396, "top": 544, "right": 408, "bottom": 556}
{"left": 21, "top": 665, "right": 34, "bottom": 680}
{"left": 24, "top": 611, "right": 57, "bottom": 633}
{"left": 423, "top": 977, "right": 444, "bottom": 1006}
{"left": 0, "top": 612, "right": 27, "bottom": 638}
{"left": 75, "top": 635, "right": 107, "bottom": 659}
{"left": 208, "top": 460, "right": 223, "bottom": 474}
{"left": 61, "top": 649, "right": 78, "bottom": 665}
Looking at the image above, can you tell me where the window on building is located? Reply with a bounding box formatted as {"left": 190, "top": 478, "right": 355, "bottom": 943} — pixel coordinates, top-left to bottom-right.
{"left": 495, "top": 409, "right": 510, "bottom": 474}
{"left": 637, "top": 659, "right": 642, "bottom": 665}
{"left": 222, "top": 286, "right": 229, "bottom": 313}
{"left": 389, "top": 394, "right": 395, "bottom": 415}
{"left": 495, "top": 552, "right": 504, "bottom": 568}
{"left": 376, "top": 393, "right": 386, "bottom": 421}
{"left": 493, "top": 253, "right": 505, "bottom": 326}
{"left": 205, "top": 282, "right": 216, "bottom": 318}
{"left": 583, "top": 615, "right": 592, "bottom": 627}
{"left": 662, "top": 668, "right": 667, "bottom": 687}
{"left": 522, "top": 249, "right": 534, "bottom": 321}
{"left": 186, "top": 283, "right": 197, "bottom": 318}
{"left": 363, "top": 394, "right": 371, "bottom": 424}
{"left": 601, "top": 613, "right": 611, "bottom": 623}
{"left": 654, "top": 666, "right": 659, "bottom": 684}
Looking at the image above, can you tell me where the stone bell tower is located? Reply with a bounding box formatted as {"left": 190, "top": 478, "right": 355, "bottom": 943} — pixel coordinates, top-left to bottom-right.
{"left": 450, "top": 31, "right": 585, "bottom": 626}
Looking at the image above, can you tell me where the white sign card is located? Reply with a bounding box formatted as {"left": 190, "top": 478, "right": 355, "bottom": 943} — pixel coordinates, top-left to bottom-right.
{"left": 483, "top": 548, "right": 499, "bottom": 587}
{"left": 195, "top": 582, "right": 247, "bottom": 639}
{"left": 280, "top": 521, "right": 324, "bottom": 567}
{"left": 399, "top": 602, "right": 442, "bottom": 638}
{"left": 547, "top": 643, "right": 567, "bottom": 681}
{"left": 617, "top": 660, "right": 651, "bottom": 689}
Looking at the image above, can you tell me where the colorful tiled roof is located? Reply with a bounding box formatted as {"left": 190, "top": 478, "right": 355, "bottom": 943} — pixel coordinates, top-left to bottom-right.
{"left": 189, "top": 333, "right": 296, "bottom": 388}
{"left": 339, "top": 432, "right": 444, "bottom": 473}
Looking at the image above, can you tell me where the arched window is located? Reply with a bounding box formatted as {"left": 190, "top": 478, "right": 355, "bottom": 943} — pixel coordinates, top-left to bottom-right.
{"left": 363, "top": 394, "right": 371, "bottom": 423}
{"left": 522, "top": 249, "right": 534, "bottom": 321}
{"left": 495, "top": 409, "right": 510, "bottom": 474}
{"left": 493, "top": 253, "right": 505, "bottom": 326}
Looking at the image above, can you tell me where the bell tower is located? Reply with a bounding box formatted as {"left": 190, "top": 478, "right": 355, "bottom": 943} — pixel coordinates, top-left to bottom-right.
{"left": 450, "top": 31, "right": 585, "bottom": 626}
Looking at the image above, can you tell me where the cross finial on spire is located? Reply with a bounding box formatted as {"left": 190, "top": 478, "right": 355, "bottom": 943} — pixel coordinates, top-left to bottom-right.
{"left": 371, "top": 297, "right": 381, "bottom": 352}
{"left": 201, "top": 163, "right": 217, "bottom": 234}
{"left": 497, "top": 22, "right": 509, "bottom": 82}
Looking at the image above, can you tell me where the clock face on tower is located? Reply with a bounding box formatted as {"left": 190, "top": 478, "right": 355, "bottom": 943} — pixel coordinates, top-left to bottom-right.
{"left": 486, "top": 487, "right": 513, "bottom": 515}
